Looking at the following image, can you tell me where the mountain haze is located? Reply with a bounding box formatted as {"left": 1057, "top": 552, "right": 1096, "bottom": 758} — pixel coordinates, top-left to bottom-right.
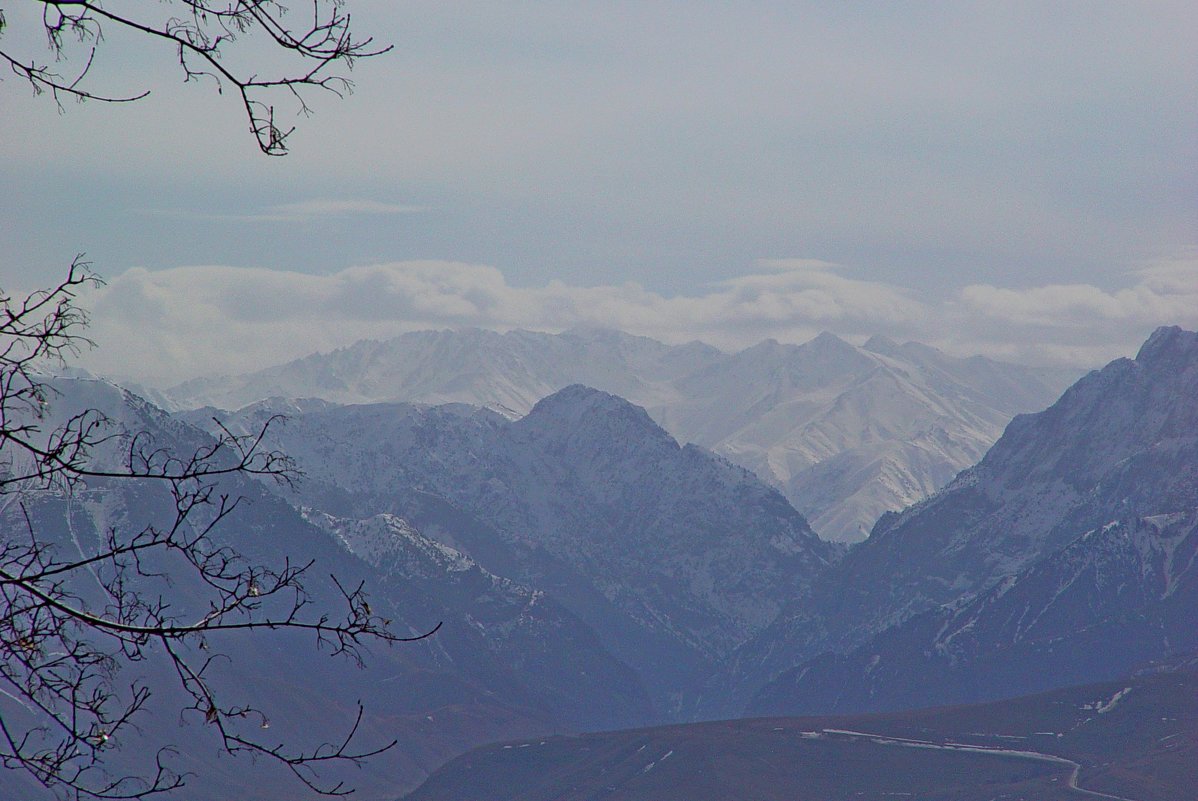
{"left": 9, "top": 327, "right": 1196, "bottom": 799}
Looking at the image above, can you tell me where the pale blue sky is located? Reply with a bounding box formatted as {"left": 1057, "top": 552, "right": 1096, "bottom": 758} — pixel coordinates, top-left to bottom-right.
{"left": 1, "top": 2, "right": 1195, "bottom": 382}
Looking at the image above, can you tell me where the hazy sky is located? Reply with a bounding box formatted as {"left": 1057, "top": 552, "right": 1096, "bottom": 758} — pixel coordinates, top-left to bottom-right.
{"left": 2, "top": 2, "right": 1195, "bottom": 384}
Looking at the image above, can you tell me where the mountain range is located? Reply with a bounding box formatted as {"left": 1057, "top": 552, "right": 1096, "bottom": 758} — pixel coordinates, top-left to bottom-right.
{"left": 1, "top": 379, "right": 649, "bottom": 799}
{"left": 5, "top": 326, "right": 1195, "bottom": 800}
{"left": 162, "top": 327, "right": 1073, "bottom": 542}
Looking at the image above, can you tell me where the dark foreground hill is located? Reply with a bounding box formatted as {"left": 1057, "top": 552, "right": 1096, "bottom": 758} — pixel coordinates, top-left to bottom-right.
{"left": 405, "top": 657, "right": 1198, "bottom": 801}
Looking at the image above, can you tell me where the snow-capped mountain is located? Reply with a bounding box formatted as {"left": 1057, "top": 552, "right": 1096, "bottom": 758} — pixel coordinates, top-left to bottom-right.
{"left": 166, "top": 327, "right": 714, "bottom": 415}
{"left": 196, "top": 385, "right": 837, "bottom": 714}
{"left": 655, "top": 331, "right": 1071, "bottom": 541}
{"left": 734, "top": 326, "right": 1198, "bottom": 713}
{"left": 163, "top": 327, "right": 1072, "bottom": 541}
{"left": 10, "top": 324, "right": 1194, "bottom": 799}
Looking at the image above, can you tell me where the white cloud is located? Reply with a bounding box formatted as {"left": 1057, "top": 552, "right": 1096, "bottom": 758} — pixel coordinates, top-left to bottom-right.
{"left": 72, "top": 257, "right": 1198, "bottom": 387}
{"left": 957, "top": 257, "right": 1198, "bottom": 328}
{"left": 935, "top": 256, "right": 1198, "bottom": 366}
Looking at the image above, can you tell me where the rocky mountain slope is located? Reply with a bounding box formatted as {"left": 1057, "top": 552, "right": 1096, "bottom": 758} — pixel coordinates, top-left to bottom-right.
{"left": 735, "top": 325, "right": 1198, "bottom": 713}
{"left": 10, "top": 324, "right": 1193, "bottom": 798}
{"left": 164, "top": 327, "right": 1072, "bottom": 541}
{"left": 656, "top": 331, "right": 1069, "bottom": 540}
{"left": 751, "top": 510, "right": 1198, "bottom": 716}
{"left": 304, "top": 508, "right": 651, "bottom": 731}
{"left": 191, "top": 385, "right": 836, "bottom": 715}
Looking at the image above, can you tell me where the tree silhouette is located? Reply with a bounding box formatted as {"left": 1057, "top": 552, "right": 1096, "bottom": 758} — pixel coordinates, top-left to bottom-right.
{"left": 1, "top": 4, "right": 432, "bottom": 797}
{"left": 0, "top": 259, "right": 437, "bottom": 799}
{"left": 0, "top": 1, "right": 388, "bottom": 155}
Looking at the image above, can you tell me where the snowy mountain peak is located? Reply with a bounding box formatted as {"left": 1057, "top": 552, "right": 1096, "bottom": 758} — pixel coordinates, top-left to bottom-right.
{"left": 862, "top": 334, "right": 900, "bottom": 355}
{"left": 522, "top": 384, "right": 663, "bottom": 437}
{"left": 723, "top": 327, "right": 1198, "bottom": 717}
{"left": 832, "top": 324, "right": 1198, "bottom": 642}
{"left": 806, "top": 330, "right": 856, "bottom": 352}
{"left": 796, "top": 331, "right": 876, "bottom": 370}
{"left": 561, "top": 325, "right": 649, "bottom": 345}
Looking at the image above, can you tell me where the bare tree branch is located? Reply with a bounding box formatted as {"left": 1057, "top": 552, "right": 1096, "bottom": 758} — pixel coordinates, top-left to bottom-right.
{"left": 0, "top": 2, "right": 390, "bottom": 155}
{"left": 1, "top": 263, "right": 437, "bottom": 798}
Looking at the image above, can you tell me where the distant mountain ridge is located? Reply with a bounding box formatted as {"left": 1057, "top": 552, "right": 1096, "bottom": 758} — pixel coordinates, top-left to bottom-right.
{"left": 163, "top": 327, "right": 1075, "bottom": 541}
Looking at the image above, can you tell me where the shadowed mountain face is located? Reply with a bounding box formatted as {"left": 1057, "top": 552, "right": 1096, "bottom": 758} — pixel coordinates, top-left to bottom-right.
{"left": 164, "top": 328, "right": 1073, "bottom": 542}
{"left": 404, "top": 658, "right": 1198, "bottom": 801}
{"left": 735, "top": 326, "right": 1198, "bottom": 715}
{"left": 750, "top": 512, "right": 1198, "bottom": 717}
{"left": 194, "top": 385, "right": 835, "bottom": 716}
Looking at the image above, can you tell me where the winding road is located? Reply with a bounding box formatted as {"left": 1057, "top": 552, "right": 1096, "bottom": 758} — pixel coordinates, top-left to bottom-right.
{"left": 820, "top": 728, "right": 1138, "bottom": 801}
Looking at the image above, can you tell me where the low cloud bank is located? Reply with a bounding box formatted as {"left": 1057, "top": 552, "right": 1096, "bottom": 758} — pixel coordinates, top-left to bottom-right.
{"left": 74, "top": 257, "right": 1198, "bottom": 386}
